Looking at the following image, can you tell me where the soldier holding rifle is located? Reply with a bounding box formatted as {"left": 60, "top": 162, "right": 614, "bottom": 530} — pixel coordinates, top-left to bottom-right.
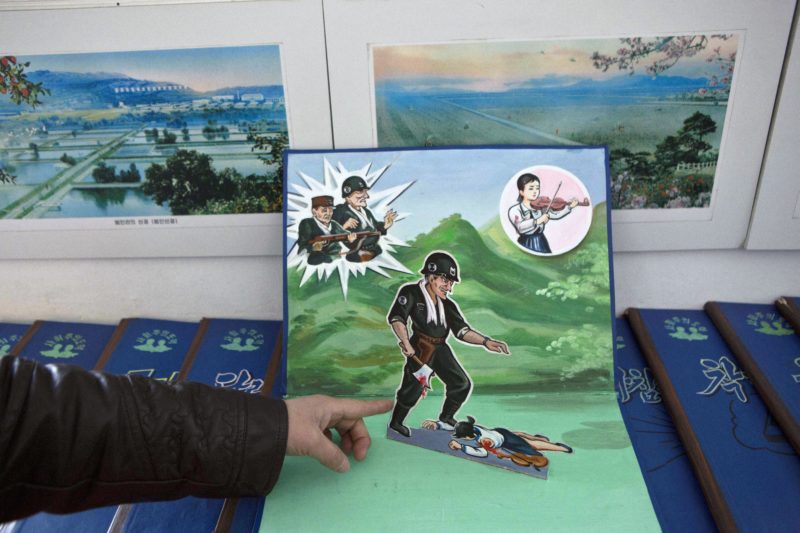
{"left": 334, "top": 176, "right": 397, "bottom": 262}
{"left": 297, "top": 195, "right": 359, "bottom": 265}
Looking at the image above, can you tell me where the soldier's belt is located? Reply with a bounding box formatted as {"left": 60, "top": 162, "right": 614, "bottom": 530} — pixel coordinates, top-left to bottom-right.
{"left": 416, "top": 332, "right": 446, "bottom": 345}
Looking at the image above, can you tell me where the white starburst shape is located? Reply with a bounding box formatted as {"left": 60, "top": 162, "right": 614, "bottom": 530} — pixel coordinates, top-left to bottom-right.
{"left": 287, "top": 158, "right": 414, "bottom": 298}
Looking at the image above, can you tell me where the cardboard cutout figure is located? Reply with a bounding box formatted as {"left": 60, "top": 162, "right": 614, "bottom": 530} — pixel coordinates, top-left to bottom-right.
{"left": 386, "top": 251, "right": 510, "bottom": 437}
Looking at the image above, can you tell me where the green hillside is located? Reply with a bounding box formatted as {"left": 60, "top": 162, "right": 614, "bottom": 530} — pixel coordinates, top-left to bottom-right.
{"left": 287, "top": 203, "right": 614, "bottom": 396}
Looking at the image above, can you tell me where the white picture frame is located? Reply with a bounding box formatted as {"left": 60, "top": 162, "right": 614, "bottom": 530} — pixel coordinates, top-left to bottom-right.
{"left": 745, "top": 16, "right": 800, "bottom": 250}
{"left": 0, "top": 0, "right": 331, "bottom": 259}
{"left": 323, "top": 0, "right": 796, "bottom": 251}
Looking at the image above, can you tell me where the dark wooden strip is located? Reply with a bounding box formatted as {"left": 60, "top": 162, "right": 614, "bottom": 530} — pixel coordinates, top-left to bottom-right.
{"left": 776, "top": 297, "right": 800, "bottom": 334}
{"left": 8, "top": 320, "right": 42, "bottom": 358}
{"left": 177, "top": 318, "right": 211, "bottom": 381}
{"left": 93, "top": 319, "right": 131, "bottom": 371}
{"left": 261, "top": 327, "right": 284, "bottom": 398}
{"left": 626, "top": 308, "right": 738, "bottom": 533}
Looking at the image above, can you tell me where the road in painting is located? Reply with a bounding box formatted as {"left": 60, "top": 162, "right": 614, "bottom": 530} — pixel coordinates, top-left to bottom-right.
{"left": 0, "top": 46, "right": 287, "bottom": 219}
{"left": 373, "top": 35, "right": 738, "bottom": 209}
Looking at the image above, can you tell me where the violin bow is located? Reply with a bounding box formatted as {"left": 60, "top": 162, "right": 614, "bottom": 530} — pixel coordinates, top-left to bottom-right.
{"left": 543, "top": 181, "right": 562, "bottom": 214}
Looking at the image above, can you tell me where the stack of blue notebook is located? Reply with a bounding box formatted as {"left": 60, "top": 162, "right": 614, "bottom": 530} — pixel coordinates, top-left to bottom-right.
{"left": 622, "top": 299, "right": 800, "bottom": 532}
{"left": 4, "top": 296, "right": 799, "bottom": 532}
{"left": 1, "top": 317, "right": 285, "bottom": 533}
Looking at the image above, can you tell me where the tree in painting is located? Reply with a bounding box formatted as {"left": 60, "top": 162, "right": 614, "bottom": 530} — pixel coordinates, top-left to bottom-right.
{"left": 143, "top": 150, "right": 238, "bottom": 215}
{"left": 591, "top": 35, "right": 735, "bottom": 95}
{"left": 594, "top": 36, "right": 733, "bottom": 209}
{"left": 0, "top": 56, "right": 49, "bottom": 108}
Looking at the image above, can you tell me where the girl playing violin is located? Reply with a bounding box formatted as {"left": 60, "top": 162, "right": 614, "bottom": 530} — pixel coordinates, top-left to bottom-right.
{"left": 507, "top": 173, "right": 579, "bottom": 254}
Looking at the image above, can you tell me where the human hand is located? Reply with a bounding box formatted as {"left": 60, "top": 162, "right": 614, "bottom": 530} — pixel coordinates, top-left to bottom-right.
{"left": 384, "top": 209, "right": 397, "bottom": 229}
{"left": 536, "top": 213, "right": 550, "bottom": 225}
{"left": 346, "top": 232, "right": 357, "bottom": 243}
{"left": 569, "top": 198, "right": 578, "bottom": 208}
{"left": 421, "top": 419, "right": 439, "bottom": 430}
{"left": 399, "top": 340, "right": 415, "bottom": 358}
{"left": 343, "top": 218, "right": 358, "bottom": 230}
{"left": 448, "top": 440, "right": 463, "bottom": 451}
{"left": 485, "top": 339, "right": 510, "bottom": 355}
{"left": 312, "top": 241, "right": 324, "bottom": 251}
{"left": 285, "top": 395, "right": 393, "bottom": 473}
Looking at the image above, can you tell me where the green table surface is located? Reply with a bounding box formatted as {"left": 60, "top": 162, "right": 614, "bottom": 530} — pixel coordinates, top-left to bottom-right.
{"left": 260, "top": 391, "right": 659, "bottom": 532}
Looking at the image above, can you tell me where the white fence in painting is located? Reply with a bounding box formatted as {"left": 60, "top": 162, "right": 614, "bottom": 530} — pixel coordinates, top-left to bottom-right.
{"left": 675, "top": 161, "right": 717, "bottom": 171}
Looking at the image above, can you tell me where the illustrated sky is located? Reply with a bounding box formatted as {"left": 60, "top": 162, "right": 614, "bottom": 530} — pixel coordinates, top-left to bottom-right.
{"left": 18, "top": 45, "right": 283, "bottom": 92}
{"left": 286, "top": 147, "right": 608, "bottom": 242}
{"left": 373, "top": 34, "right": 739, "bottom": 92}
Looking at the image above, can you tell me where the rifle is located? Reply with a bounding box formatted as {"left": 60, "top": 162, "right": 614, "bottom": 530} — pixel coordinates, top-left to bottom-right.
{"left": 308, "top": 230, "right": 381, "bottom": 245}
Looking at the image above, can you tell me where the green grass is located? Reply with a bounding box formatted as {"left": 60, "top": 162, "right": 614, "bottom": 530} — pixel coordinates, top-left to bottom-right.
{"left": 287, "top": 204, "right": 614, "bottom": 396}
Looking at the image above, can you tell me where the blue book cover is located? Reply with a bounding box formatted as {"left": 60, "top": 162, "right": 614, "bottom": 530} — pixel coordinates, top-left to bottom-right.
{"left": 776, "top": 296, "right": 800, "bottom": 334}
{"left": 628, "top": 308, "right": 800, "bottom": 532}
{"left": 9, "top": 320, "right": 116, "bottom": 369}
{"left": 8, "top": 506, "right": 118, "bottom": 533}
{"left": 117, "top": 318, "right": 283, "bottom": 533}
{"left": 614, "top": 317, "right": 715, "bottom": 533}
{"left": 183, "top": 318, "right": 285, "bottom": 398}
{"left": 706, "top": 302, "right": 800, "bottom": 454}
{"left": 7, "top": 321, "right": 118, "bottom": 533}
{"left": 98, "top": 318, "right": 200, "bottom": 380}
{"left": 0, "top": 322, "right": 29, "bottom": 358}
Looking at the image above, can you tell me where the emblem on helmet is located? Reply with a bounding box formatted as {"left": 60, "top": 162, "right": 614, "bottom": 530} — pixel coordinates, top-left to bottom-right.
{"left": 449, "top": 266, "right": 456, "bottom": 277}
{"left": 428, "top": 262, "right": 437, "bottom": 272}
{"left": 398, "top": 296, "right": 407, "bottom": 305}
{"left": 343, "top": 186, "right": 351, "bottom": 194}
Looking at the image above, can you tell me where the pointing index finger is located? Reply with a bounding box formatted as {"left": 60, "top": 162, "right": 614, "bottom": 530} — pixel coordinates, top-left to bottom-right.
{"left": 334, "top": 398, "right": 393, "bottom": 421}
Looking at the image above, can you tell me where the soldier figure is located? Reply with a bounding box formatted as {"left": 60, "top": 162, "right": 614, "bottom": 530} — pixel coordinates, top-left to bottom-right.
{"left": 333, "top": 176, "right": 397, "bottom": 262}
{"left": 387, "top": 251, "right": 510, "bottom": 437}
{"left": 297, "top": 195, "right": 356, "bottom": 265}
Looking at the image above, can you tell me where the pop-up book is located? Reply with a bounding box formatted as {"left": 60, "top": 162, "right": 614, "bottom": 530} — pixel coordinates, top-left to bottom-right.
{"left": 283, "top": 146, "right": 616, "bottom": 479}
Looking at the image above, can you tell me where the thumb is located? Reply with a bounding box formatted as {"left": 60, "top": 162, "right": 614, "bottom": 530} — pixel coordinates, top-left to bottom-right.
{"left": 310, "top": 432, "right": 350, "bottom": 473}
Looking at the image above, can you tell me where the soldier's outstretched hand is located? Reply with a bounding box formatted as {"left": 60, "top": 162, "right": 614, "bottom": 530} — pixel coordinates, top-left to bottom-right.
{"left": 285, "top": 395, "right": 393, "bottom": 473}
{"left": 486, "top": 339, "right": 510, "bottom": 355}
{"left": 384, "top": 209, "right": 397, "bottom": 230}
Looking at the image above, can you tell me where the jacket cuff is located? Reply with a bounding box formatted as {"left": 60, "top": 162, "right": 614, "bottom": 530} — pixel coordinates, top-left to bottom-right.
{"left": 236, "top": 394, "right": 288, "bottom": 495}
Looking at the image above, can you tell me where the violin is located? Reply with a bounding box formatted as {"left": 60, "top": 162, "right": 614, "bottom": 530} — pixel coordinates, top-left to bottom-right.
{"left": 529, "top": 196, "right": 590, "bottom": 212}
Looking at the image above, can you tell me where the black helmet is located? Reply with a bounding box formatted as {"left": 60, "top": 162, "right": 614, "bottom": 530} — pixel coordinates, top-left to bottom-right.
{"left": 341, "top": 175, "right": 369, "bottom": 197}
{"left": 420, "top": 251, "right": 460, "bottom": 282}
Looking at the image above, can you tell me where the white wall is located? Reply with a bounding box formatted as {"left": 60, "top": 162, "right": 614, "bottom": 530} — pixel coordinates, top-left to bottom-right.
{"left": 0, "top": 249, "right": 797, "bottom": 324}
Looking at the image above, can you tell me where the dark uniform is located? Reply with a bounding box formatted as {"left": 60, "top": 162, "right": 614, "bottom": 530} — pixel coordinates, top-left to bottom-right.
{"left": 297, "top": 195, "right": 349, "bottom": 265}
{"left": 333, "top": 176, "right": 387, "bottom": 262}
{"left": 388, "top": 252, "right": 472, "bottom": 435}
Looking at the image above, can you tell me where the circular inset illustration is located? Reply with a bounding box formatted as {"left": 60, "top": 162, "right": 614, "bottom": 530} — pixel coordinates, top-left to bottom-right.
{"left": 499, "top": 165, "right": 592, "bottom": 256}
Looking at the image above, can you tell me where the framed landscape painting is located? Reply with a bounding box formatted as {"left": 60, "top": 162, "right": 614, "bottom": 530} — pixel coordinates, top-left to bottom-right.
{"left": 0, "top": 0, "right": 331, "bottom": 258}
{"left": 323, "top": 0, "right": 796, "bottom": 251}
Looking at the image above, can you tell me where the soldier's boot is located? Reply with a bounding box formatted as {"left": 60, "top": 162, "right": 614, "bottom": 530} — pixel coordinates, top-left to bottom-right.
{"left": 389, "top": 403, "right": 411, "bottom": 438}
{"left": 438, "top": 398, "right": 462, "bottom": 430}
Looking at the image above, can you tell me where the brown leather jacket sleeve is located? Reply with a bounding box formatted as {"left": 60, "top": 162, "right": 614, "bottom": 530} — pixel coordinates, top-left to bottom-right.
{"left": 0, "top": 356, "right": 288, "bottom": 523}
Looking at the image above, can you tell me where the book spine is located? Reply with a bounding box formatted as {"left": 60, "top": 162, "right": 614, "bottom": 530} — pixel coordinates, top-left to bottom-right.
{"left": 93, "top": 319, "right": 131, "bottom": 371}
{"left": 177, "top": 318, "right": 212, "bottom": 380}
{"left": 776, "top": 297, "right": 800, "bottom": 334}
{"left": 7, "top": 321, "right": 42, "bottom": 358}
{"left": 626, "top": 308, "right": 737, "bottom": 533}
{"left": 705, "top": 302, "right": 800, "bottom": 455}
